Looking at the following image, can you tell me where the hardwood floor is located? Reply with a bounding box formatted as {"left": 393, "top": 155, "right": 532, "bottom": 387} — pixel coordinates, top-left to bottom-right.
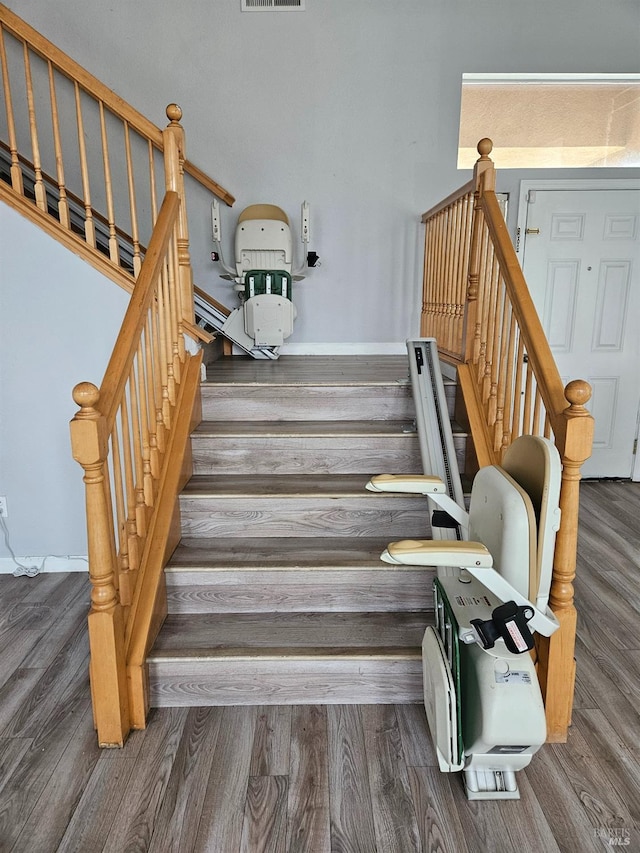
{"left": 0, "top": 481, "right": 638, "bottom": 852}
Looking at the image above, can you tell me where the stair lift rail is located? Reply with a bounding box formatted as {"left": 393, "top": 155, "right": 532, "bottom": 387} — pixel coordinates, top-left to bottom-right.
{"left": 408, "top": 339, "right": 466, "bottom": 541}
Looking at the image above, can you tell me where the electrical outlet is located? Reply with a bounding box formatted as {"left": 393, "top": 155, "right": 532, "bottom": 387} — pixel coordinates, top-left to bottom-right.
{"left": 0, "top": 497, "right": 7, "bottom": 517}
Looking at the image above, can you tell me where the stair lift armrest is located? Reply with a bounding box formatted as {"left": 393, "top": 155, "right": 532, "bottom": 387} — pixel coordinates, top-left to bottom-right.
{"left": 211, "top": 201, "right": 237, "bottom": 278}
{"left": 293, "top": 201, "right": 311, "bottom": 277}
{"left": 381, "top": 539, "right": 492, "bottom": 568}
{"left": 366, "top": 475, "right": 469, "bottom": 532}
{"left": 366, "top": 474, "right": 448, "bottom": 495}
{"left": 463, "top": 565, "right": 560, "bottom": 637}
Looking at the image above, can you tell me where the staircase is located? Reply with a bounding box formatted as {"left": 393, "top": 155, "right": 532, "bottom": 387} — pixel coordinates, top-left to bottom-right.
{"left": 147, "top": 354, "right": 462, "bottom": 706}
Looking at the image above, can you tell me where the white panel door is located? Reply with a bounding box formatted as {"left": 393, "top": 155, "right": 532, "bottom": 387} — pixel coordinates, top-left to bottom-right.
{"left": 521, "top": 188, "right": 640, "bottom": 478}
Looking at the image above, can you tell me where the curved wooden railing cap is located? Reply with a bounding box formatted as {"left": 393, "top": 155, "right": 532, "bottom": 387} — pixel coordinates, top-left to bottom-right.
{"left": 476, "top": 137, "right": 493, "bottom": 158}
{"left": 564, "top": 378, "right": 592, "bottom": 412}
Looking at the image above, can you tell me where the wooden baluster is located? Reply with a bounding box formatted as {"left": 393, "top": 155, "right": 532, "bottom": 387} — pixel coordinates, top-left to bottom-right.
{"left": 420, "top": 221, "right": 430, "bottom": 336}
{"left": 128, "top": 359, "right": 149, "bottom": 539}
{"left": 426, "top": 220, "right": 438, "bottom": 338}
{"left": 119, "top": 393, "right": 141, "bottom": 582}
{"left": 168, "top": 232, "right": 185, "bottom": 373}
{"left": 157, "top": 264, "right": 174, "bottom": 424}
{"left": 163, "top": 104, "right": 195, "bottom": 328}
{"left": 497, "top": 301, "right": 517, "bottom": 456}
{"left": 70, "top": 382, "right": 130, "bottom": 747}
{"left": 443, "top": 206, "right": 455, "bottom": 352}
{"left": 436, "top": 211, "right": 446, "bottom": 348}
{"left": 483, "top": 249, "right": 500, "bottom": 409}
{"left": 449, "top": 201, "right": 460, "bottom": 354}
{"left": 449, "top": 201, "right": 462, "bottom": 353}
{"left": 431, "top": 217, "right": 439, "bottom": 340}
{"left": 456, "top": 194, "right": 472, "bottom": 358}
{"left": 487, "top": 278, "right": 505, "bottom": 432}
{"left": 124, "top": 121, "right": 143, "bottom": 276}
{"left": 537, "top": 380, "right": 594, "bottom": 742}
{"left": 148, "top": 302, "right": 167, "bottom": 455}
{"left": 476, "top": 222, "right": 492, "bottom": 385}
{"left": 510, "top": 334, "right": 525, "bottom": 443}
{"left": 23, "top": 43, "right": 47, "bottom": 212}
{"left": 532, "top": 386, "right": 543, "bottom": 436}
{"left": 465, "top": 194, "right": 482, "bottom": 365}
{"left": 438, "top": 211, "right": 448, "bottom": 346}
{"left": 522, "top": 358, "right": 534, "bottom": 435}
{"left": 0, "top": 24, "right": 24, "bottom": 194}
{"left": 504, "top": 309, "right": 519, "bottom": 452}
{"left": 442, "top": 209, "right": 451, "bottom": 348}
{"left": 47, "top": 60, "right": 70, "bottom": 229}
{"left": 110, "top": 419, "right": 132, "bottom": 606}
{"left": 148, "top": 138, "right": 159, "bottom": 226}
{"left": 74, "top": 81, "right": 96, "bottom": 247}
{"left": 137, "top": 336, "right": 157, "bottom": 502}
{"left": 99, "top": 101, "right": 120, "bottom": 264}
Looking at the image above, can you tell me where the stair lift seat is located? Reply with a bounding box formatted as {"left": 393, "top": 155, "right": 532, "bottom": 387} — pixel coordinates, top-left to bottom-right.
{"left": 365, "top": 435, "right": 562, "bottom": 800}
{"left": 212, "top": 201, "right": 315, "bottom": 353}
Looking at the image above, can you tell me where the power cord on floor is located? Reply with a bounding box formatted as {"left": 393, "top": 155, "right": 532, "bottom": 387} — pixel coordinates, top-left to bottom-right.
{"left": 1, "top": 514, "right": 40, "bottom": 576}
{"left": 0, "top": 515, "right": 89, "bottom": 577}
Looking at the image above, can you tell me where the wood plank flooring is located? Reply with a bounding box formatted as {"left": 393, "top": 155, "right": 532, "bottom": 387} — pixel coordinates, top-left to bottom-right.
{"left": 0, "top": 480, "right": 638, "bottom": 852}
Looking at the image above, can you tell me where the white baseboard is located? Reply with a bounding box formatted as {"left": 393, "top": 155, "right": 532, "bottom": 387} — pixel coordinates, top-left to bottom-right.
{"left": 279, "top": 342, "right": 407, "bottom": 355}
{"left": 0, "top": 555, "right": 88, "bottom": 574}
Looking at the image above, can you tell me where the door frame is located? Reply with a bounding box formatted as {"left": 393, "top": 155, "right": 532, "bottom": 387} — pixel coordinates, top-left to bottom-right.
{"left": 515, "top": 178, "right": 640, "bottom": 481}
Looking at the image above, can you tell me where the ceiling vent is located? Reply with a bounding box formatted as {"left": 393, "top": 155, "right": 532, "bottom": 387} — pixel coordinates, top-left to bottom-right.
{"left": 241, "top": 0, "right": 305, "bottom": 10}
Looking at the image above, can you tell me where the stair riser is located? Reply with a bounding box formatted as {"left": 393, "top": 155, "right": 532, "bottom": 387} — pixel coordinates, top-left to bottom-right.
{"left": 165, "top": 568, "right": 435, "bottom": 613}
{"left": 190, "top": 436, "right": 422, "bottom": 475}
{"left": 200, "top": 385, "right": 416, "bottom": 421}
{"left": 179, "top": 498, "right": 428, "bottom": 538}
{"left": 148, "top": 658, "right": 424, "bottom": 705}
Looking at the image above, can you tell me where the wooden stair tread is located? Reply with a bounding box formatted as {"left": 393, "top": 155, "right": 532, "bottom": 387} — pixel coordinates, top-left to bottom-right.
{"left": 181, "top": 473, "right": 424, "bottom": 498}
{"left": 150, "top": 647, "right": 422, "bottom": 661}
{"left": 151, "top": 611, "right": 431, "bottom": 656}
{"left": 193, "top": 420, "right": 417, "bottom": 437}
{"left": 166, "top": 536, "right": 425, "bottom": 570}
{"left": 204, "top": 355, "right": 411, "bottom": 386}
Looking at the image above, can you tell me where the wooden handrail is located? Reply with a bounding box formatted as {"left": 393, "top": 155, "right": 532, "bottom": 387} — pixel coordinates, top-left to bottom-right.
{"left": 0, "top": 5, "right": 162, "bottom": 144}
{"left": 420, "top": 139, "right": 594, "bottom": 742}
{"left": 421, "top": 178, "right": 475, "bottom": 223}
{"left": 479, "top": 188, "right": 568, "bottom": 429}
{"left": 0, "top": 3, "right": 235, "bottom": 206}
{"left": 0, "top": 3, "right": 233, "bottom": 337}
{"left": 184, "top": 159, "right": 235, "bottom": 208}
{"left": 0, "top": 3, "right": 234, "bottom": 206}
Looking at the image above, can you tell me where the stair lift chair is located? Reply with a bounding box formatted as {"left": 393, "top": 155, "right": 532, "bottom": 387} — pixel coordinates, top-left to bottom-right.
{"left": 366, "top": 435, "right": 562, "bottom": 799}
{"left": 211, "top": 201, "right": 317, "bottom": 352}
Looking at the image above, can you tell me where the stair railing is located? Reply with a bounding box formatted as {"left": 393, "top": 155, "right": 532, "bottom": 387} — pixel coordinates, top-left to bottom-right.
{"left": 0, "top": 3, "right": 233, "bottom": 331}
{"left": 70, "top": 183, "right": 203, "bottom": 746}
{"left": 421, "top": 139, "right": 594, "bottom": 742}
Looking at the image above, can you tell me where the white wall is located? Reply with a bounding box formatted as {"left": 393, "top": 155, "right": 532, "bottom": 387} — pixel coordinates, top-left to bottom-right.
{"left": 0, "top": 205, "right": 128, "bottom": 571}
{"left": 1, "top": 0, "right": 639, "bottom": 566}
{"left": 6, "top": 0, "right": 640, "bottom": 349}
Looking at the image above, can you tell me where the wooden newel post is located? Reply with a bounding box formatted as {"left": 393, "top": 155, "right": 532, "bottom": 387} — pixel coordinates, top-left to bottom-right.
{"left": 163, "top": 103, "right": 194, "bottom": 334}
{"left": 464, "top": 138, "right": 494, "bottom": 363}
{"left": 537, "top": 379, "right": 594, "bottom": 742}
{"left": 70, "top": 382, "right": 130, "bottom": 747}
